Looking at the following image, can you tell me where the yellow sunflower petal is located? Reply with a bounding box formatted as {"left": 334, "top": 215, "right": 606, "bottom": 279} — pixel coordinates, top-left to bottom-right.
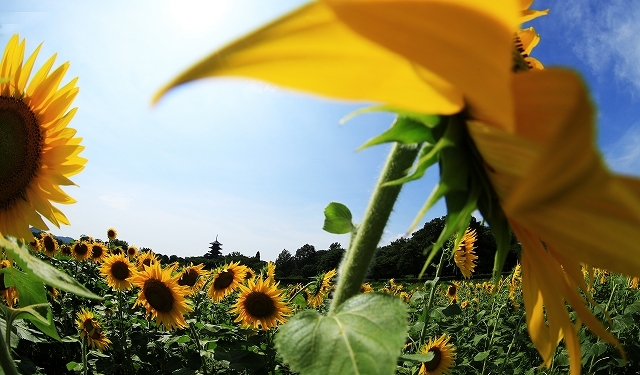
{"left": 324, "top": 0, "right": 518, "bottom": 129}
{"left": 154, "top": 2, "right": 464, "bottom": 116}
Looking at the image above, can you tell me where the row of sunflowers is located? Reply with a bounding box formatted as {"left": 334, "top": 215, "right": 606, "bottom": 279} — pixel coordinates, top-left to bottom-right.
{"left": 3, "top": 228, "right": 637, "bottom": 374}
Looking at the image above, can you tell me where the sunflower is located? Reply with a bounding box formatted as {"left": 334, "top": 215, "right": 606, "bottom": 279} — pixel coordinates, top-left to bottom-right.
{"left": 231, "top": 276, "right": 291, "bottom": 330}
{"left": 29, "top": 238, "right": 40, "bottom": 252}
{"left": 177, "top": 263, "right": 208, "bottom": 295}
{"left": 509, "top": 263, "right": 522, "bottom": 310}
{"left": 110, "top": 247, "right": 123, "bottom": 256}
{"left": 136, "top": 251, "right": 158, "bottom": 271}
{"left": 89, "top": 243, "right": 107, "bottom": 263}
{"left": 419, "top": 334, "right": 456, "bottom": 375}
{"left": 58, "top": 244, "right": 70, "bottom": 257}
{"left": 76, "top": 308, "right": 111, "bottom": 351}
{"left": 106, "top": 228, "right": 117, "bottom": 241}
{"left": 71, "top": 241, "right": 90, "bottom": 261}
{"left": 244, "top": 266, "right": 256, "bottom": 281}
{"left": 126, "top": 245, "right": 138, "bottom": 259}
{"left": 40, "top": 233, "right": 58, "bottom": 257}
{"left": 265, "top": 261, "right": 276, "bottom": 285}
{"left": 360, "top": 283, "right": 374, "bottom": 293}
{"left": 156, "top": 1, "right": 640, "bottom": 371}
{"left": 0, "top": 260, "right": 17, "bottom": 308}
{"left": 130, "top": 262, "right": 192, "bottom": 331}
{"left": 100, "top": 254, "right": 134, "bottom": 290}
{"left": 445, "top": 282, "right": 458, "bottom": 303}
{"left": 207, "top": 261, "right": 247, "bottom": 302}
{"left": 454, "top": 228, "right": 478, "bottom": 279}
{"left": 0, "top": 35, "right": 85, "bottom": 240}
{"left": 630, "top": 277, "right": 639, "bottom": 290}
{"left": 304, "top": 269, "right": 336, "bottom": 308}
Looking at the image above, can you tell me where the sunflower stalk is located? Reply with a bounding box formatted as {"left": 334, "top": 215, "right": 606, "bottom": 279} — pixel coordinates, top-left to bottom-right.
{"left": 328, "top": 142, "right": 421, "bottom": 315}
{"left": 481, "top": 302, "right": 505, "bottom": 375}
{"left": 418, "top": 245, "right": 447, "bottom": 348}
{"left": 81, "top": 335, "right": 88, "bottom": 375}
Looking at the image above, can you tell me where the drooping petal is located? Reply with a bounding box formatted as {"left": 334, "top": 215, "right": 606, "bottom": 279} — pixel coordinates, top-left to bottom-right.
{"left": 155, "top": 2, "right": 463, "bottom": 115}
{"left": 324, "top": 0, "right": 518, "bottom": 129}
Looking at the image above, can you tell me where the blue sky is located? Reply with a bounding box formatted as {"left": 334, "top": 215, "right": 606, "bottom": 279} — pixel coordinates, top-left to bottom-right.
{"left": 1, "top": 1, "right": 639, "bottom": 260}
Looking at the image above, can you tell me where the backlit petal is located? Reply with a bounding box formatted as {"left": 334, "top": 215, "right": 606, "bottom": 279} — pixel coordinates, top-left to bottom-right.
{"left": 155, "top": 2, "right": 463, "bottom": 115}
{"left": 325, "top": 0, "right": 518, "bottom": 129}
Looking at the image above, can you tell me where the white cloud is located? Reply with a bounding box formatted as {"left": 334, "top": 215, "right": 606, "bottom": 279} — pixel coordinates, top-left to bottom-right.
{"left": 603, "top": 122, "right": 640, "bottom": 175}
{"left": 559, "top": 0, "right": 640, "bottom": 93}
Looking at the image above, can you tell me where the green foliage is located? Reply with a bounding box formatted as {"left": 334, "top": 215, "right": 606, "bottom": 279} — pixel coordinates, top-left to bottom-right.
{"left": 275, "top": 293, "right": 408, "bottom": 375}
{"left": 322, "top": 202, "right": 355, "bottom": 235}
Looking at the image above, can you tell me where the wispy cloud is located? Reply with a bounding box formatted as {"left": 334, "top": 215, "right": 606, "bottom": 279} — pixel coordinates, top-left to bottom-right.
{"left": 603, "top": 122, "right": 640, "bottom": 175}
{"left": 558, "top": 0, "right": 640, "bottom": 93}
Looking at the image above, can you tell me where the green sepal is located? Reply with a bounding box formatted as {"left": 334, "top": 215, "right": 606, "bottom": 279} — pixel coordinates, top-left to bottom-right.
{"left": 383, "top": 136, "right": 451, "bottom": 187}
{"left": 275, "top": 293, "right": 408, "bottom": 375}
{"left": 357, "top": 116, "right": 436, "bottom": 151}
{"left": 399, "top": 352, "right": 435, "bottom": 363}
{"left": 0, "top": 236, "right": 101, "bottom": 300}
{"left": 477, "top": 197, "right": 512, "bottom": 284}
{"left": 340, "top": 105, "right": 441, "bottom": 128}
{"left": 323, "top": 202, "right": 355, "bottom": 235}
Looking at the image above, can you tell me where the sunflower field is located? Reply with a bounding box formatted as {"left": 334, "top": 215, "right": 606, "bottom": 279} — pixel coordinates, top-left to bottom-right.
{"left": 0, "top": 230, "right": 636, "bottom": 375}
{"left": 3, "top": 0, "right": 640, "bottom": 375}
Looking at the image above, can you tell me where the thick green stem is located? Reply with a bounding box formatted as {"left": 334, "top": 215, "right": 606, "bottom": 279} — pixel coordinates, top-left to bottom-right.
{"left": 329, "top": 143, "right": 420, "bottom": 315}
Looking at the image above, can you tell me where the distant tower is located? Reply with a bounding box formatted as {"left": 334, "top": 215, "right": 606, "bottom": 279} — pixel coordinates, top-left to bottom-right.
{"left": 205, "top": 235, "right": 223, "bottom": 259}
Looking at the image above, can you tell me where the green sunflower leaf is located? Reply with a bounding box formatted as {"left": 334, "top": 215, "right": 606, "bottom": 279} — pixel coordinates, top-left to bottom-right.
{"left": 275, "top": 293, "right": 408, "bottom": 375}
{"left": 323, "top": 202, "right": 355, "bottom": 235}
{"left": 2, "top": 268, "right": 60, "bottom": 341}
{"left": 357, "top": 116, "right": 435, "bottom": 151}
{"left": 0, "top": 236, "right": 101, "bottom": 300}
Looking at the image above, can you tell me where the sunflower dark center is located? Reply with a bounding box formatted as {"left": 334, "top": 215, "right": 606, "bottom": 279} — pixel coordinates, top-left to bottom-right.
{"left": 0, "top": 96, "right": 42, "bottom": 211}
{"left": 43, "top": 236, "right": 56, "bottom": 253}
{"left": 213, "top": 270, "right": 235, "bottom": 290}
{"left": 111, "top": 247, "right": 122, "bottom": 255}
{"left": 143, "top": 279, "right": 174, "bottom": 313}
{"left": 448, "top": 285, "right": 457, "bottom": 295}
{"left": 423, "top": 347, "right": 442, "bottom": 371}
{"left": 107, "top": 229, "right": 116, "bottom": 239}
{"left": 178, "top": 270, "right": 199, "bottom": 287}
{"left": 127, "top": 247, "right": 136, "bottom": 257}
{"left": 74, "top": 242, "right": 88, "bottom": 256}
{"left": 143, "top": 258, "right": 153, "bottom": 267}
{"left": 111, "top": 261, "right": 131, "bottom": 281}
{"left": 84, "top": 319, "right": 96, "bottom": 335}
{"left": 91, "top": 245, "right": 104, "bottom": 259}
{"left": 61, "top": 245, "right": 71, "bottom": 255}
{"left": 244, "top": 291, "right": 275, "bottom": 318}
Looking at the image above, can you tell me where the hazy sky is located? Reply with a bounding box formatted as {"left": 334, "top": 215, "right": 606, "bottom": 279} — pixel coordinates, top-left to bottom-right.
{"left": 2, "top": 0, "right": 639, "bottom": 260}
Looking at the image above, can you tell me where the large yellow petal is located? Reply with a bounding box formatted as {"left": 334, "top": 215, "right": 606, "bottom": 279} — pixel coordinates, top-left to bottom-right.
{"left": 155, "top": 2, "right": 468, "bottom": 116}
{"left": 324, "top": 0, "right": 518, "bottom": 129}
{"left": 470, "top": 69, "right": 640, "bottom": 278}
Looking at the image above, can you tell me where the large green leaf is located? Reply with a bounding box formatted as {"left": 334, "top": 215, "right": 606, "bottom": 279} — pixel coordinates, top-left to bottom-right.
{"left": 275, "top": 293, "right": 408, "bottom": 375}
{"left": 3, "top": 268, "right": 60, "bottom": 340}
{"left": 0, "top": 236, "right": 100, "bottom": 299}
{"left": 323, "top": 202, "right": 355, "bottom": 235}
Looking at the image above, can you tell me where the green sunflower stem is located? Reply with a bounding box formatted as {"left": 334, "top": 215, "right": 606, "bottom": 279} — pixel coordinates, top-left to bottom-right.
{"left": 81, "top": 335, "right": 88, "bottom": 375}
{"left": 418, "top": 246, "right": 447, "bottom": 348}
{"left": 328, "top": 142, "right": 420, "bottom": 315}
{"left": 0, "top": 313, "right": 19, "bottom": 375}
